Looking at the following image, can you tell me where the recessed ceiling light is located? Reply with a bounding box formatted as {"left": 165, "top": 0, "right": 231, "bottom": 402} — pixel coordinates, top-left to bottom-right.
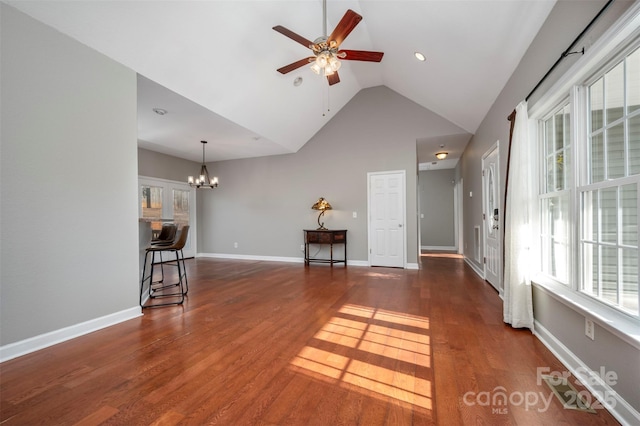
{"left": 414, "top": 52, "right": 426, "bottom": 62}
{"left": 152, "top": 108, "right": 167, "bottom": 115}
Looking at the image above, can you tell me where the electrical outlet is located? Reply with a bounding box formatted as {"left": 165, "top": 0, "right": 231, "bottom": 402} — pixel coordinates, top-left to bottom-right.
{"left": 233, "top": 242, "right": 238, "bottom": 249}
{"left": 300, "top": 244, "right": 305, "bottom": 252}
{"left": 585, "top": 318, "right": 595, "bottom": 340}
{"left": 352, "top": 211, "right": 357, "bottom": 218}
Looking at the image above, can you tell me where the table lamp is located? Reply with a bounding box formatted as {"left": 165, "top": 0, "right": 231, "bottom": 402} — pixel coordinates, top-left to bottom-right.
{"left": 311, "top": 197, "right": 332, "bottom": 230}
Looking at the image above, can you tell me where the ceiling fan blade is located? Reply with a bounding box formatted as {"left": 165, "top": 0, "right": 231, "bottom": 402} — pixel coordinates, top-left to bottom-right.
{"left": 273, "top": 25, "right": 314, "bottom": 49}
{"left": 327, "top": 72, "right": 340, "bottom": 86}
{"left": 277, "top": 57, "right": 314, "bottom": 74}
{"left": 328, "top": 9, "right": 362, "bottom": 47}
{"left": 339, "top": 50, "right": 384, "bottom": 62}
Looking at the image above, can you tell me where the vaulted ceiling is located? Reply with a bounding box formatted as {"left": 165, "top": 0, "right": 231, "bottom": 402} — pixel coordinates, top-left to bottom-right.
{"left": 7, "top": 1, "right": 556, "bottom": 165}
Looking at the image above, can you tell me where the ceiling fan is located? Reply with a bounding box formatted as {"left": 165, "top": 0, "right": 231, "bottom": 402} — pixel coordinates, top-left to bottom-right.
{"left": 273, "top": 1, "right": 384, "bottom": 86}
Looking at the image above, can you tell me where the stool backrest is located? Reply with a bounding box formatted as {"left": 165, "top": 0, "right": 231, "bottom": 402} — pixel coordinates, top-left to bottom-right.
{"left": 155, "top": 224, "right": 177, "bottom": 242}
{"left": 173, "top": 225, "right": 190, "bottom": 250}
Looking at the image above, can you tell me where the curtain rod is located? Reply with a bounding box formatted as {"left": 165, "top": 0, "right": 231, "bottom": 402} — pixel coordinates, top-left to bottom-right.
{"left": 525, "top": 0, "right": 615, "bottom": 102}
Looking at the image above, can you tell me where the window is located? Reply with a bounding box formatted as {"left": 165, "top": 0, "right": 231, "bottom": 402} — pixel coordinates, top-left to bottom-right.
{"left": 539, "top": 104, "right": 571, "bottom": 284}
{"left": 139, "top": 177, "right": 196, "bottom": 258}
{"left": 580, "top": 47, "right": 640, "bottom": 316}
{"left": 141, "top": 185, "right": 164, "bottom": 233}
{"left": 537, "top": 42, "right": 640, "bottom": 319}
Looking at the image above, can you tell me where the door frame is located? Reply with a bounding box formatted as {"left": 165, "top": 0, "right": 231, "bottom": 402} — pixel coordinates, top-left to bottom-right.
{"left": 481, "top": 141, "right": 502, "bottom": 292}
{"left": 454, "top": 177, "right": 463, "bottom": 254}
{"left": 367, "top": 170, "right": 407, "bottom": 268}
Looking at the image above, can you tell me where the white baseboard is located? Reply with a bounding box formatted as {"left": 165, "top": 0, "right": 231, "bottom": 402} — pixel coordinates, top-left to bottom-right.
{"left": 0, "top": 306, "right": 142, "bottom": 363}
{"left": 197, "top": 252, "right": 367, "bottom": 266}
{"left": 534, "top": 320, "right": 640, "bottom": 426}
{"left": 198, "top": 252, "right": 304, "bottom": 263}
{"left": 421, "top": 245, "right": 457, "bottom": 251}
{"left": 198, "top": 253, "right": 419, "bottom": 270}
{"left": 464, "top": 256, "right": 485, "bottom": 279}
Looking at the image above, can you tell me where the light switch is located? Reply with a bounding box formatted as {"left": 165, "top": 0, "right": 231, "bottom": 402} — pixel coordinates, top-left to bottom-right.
{"left": 352, "top": 211, "right": 357, "bottom": 218}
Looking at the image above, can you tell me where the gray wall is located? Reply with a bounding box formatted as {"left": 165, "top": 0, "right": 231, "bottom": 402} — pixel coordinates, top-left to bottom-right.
{"left": 194, "top": 86, "right": 467, "bottom": 264}
{"left": 419, "top": 169, "right": 456, "bottom": 248}
{"left": 459, "top": 0, "right": 639, "bottom": 415}
{"left": 1, "top": 5, "right": 140, "bottom": 345}
{"left": 138, "top": 147, "right": 199, "bottom": 182}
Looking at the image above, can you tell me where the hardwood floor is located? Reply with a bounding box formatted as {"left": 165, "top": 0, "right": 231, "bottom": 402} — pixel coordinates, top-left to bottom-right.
{"left": 0, "top": 255, "right": 620, "bottom": 425}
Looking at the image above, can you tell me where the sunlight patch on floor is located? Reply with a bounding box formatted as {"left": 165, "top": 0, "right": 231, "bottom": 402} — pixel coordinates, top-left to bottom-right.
{"left": 290, "top": 304, "right": 432, "bottom": 410}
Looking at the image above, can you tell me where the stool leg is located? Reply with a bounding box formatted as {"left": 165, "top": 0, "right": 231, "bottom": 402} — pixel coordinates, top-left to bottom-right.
{"left": 180, "top": 249, "right": 188, "bottom": 295}
{"left": 143, "top": 249, "right": 185, "bottom": 307}
{"left": 140, "top": 249, "right": 161, "bottom": 305}
{"left": 140, "top": 249, "right": 151, "bottom": 306}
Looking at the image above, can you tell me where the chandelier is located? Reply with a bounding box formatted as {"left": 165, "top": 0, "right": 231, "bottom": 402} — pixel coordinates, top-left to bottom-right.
{"left": 187, "top": 141, "right": 218, "bottom": 189}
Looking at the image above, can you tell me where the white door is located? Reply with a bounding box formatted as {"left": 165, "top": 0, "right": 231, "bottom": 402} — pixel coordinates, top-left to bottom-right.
{"left": 482, "top": 143, "right": 501, "bottom": 292}
{"left": 368, "top": 171, "right": 406, "bottom": 268}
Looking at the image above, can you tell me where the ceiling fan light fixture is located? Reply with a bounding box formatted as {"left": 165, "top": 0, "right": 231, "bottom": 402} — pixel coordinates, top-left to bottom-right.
{"left": 310, "top": 62, "right": 321, "bottom": 75}
{"left": 329, "top": 55, "right": 341, "bottom": 71}
{"left": 317, "top": 52, "right": 330, "bottom": 67}
{"left": 435, "top": 152, "right": 448, "bottom": 160}
{"left": 311, "top": 51, "right": 341, "bottom": 76}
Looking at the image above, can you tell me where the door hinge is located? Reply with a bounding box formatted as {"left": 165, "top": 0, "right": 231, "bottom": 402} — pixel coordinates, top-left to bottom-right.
{"left": 483, "top": 257, "right": 486, "bottom": 264}
{"left": 483, "top": 213, "right": 485, "bottom": 220}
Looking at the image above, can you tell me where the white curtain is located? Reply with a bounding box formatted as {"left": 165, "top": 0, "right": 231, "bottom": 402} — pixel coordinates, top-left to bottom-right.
{"left": 503, "top": 100, "right": 534, "bottom": 330}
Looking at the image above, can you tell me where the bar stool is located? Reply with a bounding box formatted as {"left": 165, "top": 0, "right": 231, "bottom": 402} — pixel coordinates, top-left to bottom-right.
{"left": 149, "top": 224, "right": 177, "bottom": 283}
{"left": 140, "top": 225, "right": 190, "bottom": 308}
{"left": 151, "top": 224, "right": 177, "bottom": 246}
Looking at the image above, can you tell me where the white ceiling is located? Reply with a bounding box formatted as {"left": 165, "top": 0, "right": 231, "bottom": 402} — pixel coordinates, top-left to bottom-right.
{"left": 7, "top": 0, "right": 556, "bottom": 165}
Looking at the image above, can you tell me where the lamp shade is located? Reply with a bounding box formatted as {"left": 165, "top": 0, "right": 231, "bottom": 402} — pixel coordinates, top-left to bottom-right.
{"left": 311, "top": 197, "right": 332, "bottom": 211}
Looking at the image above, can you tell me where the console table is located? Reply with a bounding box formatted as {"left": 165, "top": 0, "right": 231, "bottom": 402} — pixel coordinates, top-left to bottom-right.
{"left": 303, "top": 229, "right": 347, "bottom": 266}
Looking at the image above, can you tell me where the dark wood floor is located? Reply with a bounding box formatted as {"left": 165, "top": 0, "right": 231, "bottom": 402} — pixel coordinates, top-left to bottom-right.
{"left": 0, "top": 255, "right": 620, "bottom": 425}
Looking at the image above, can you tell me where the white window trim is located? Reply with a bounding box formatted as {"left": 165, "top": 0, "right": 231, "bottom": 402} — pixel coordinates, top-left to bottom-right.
{"left": 529, "top": 3, "right": 640, "bottom": 347}
{"left": 532, "top": 276, "right": 640, "bottom": 350}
